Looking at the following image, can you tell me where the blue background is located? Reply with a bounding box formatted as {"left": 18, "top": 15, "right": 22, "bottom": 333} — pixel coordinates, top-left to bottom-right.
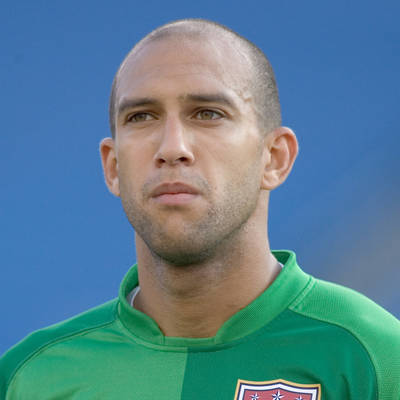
{"left": 1, "top": 0, "right": 399, "bottom": 354}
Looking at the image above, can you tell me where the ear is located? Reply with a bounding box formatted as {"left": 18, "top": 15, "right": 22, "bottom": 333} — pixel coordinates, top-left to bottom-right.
{"left": 99, "top": 137, "right": 120, "bottom": 197}
{"left": 260, "top": 127, "right": 298, "bottom": 191}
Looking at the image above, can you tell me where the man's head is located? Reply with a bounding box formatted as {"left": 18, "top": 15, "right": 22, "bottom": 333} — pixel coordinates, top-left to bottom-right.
{"left": 100, "top": 19, "right": 297, "bottom": 266}
{"left": 109, "top": 19, "right": 281, "bottom": 139}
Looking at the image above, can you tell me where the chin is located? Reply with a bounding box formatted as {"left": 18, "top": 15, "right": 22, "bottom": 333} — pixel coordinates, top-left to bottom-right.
{"left": 148, "top": 236, "right": 218, "bottom": 267}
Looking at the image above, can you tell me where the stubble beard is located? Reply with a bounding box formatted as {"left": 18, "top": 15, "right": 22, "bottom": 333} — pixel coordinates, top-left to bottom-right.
{"left": 119, "top": 169, "right": 261, "bottom": 267}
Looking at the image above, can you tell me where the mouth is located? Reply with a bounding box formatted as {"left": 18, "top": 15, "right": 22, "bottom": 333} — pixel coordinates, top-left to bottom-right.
{"left": 150, "top": 182, "right": 200, "bottom": 205}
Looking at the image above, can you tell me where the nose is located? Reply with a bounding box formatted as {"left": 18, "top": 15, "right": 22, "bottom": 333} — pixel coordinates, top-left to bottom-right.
{"left": 154, "top": 117, "right": 195, "bottom": 167}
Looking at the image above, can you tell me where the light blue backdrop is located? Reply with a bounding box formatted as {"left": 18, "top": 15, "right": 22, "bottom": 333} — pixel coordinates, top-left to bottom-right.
{"left": 1, "top": 0, "right": 399, "bottom": 354}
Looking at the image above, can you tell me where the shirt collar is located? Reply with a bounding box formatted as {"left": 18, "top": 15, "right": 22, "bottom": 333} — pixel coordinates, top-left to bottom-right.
{"left": 118, "top": 250, "right": 311, "bottom": 348}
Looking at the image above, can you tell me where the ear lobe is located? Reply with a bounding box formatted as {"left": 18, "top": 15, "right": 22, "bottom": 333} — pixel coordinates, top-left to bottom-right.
{"left": 99, "top": 137, "right": 120, "bottom": 197}
{"left": 260, "top": 127, "right": 298, "bottom": 191}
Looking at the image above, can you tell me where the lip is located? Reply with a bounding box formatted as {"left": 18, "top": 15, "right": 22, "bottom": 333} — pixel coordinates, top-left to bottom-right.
{"left": 150, "top": 182, "right": 200, "bottom": 205}
{"left": 151, "top": 182, "right": 199, "bottom": 197}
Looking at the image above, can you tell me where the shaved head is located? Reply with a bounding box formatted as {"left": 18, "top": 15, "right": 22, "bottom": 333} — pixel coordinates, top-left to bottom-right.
{"left": 109, "top": 19, "right": 281, "bottom": 138}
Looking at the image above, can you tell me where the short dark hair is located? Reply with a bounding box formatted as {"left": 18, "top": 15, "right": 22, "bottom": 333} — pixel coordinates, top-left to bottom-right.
{"left": 109, "top": 19, "right": 281, "bottom": 138}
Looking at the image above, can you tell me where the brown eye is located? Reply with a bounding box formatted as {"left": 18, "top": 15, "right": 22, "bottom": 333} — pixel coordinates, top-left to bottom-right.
{"left": 194, "top": 110, "right": 223, "bottom": 120}
{"left": 129, "top": 113, "right": 154, "bottom": 122}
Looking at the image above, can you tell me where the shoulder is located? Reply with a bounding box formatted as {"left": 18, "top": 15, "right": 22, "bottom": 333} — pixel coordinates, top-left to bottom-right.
{"left": 0, "top": 298, "right": 118, "bottom": 398}
{"left": 291, "top": 276, "right": 400, "bottom": 341}
{"left": 290, "top": 276, "right": 400, "bottom": 398}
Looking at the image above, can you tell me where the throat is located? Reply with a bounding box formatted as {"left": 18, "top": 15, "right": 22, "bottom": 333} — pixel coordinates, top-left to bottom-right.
{"left": 133, "top": 280, "right": 242, "bottom": 338}
{"left": 131, "top": 256, "right": 282, "bottom": 338}
{"left": 132, "top": 229, "right": 281, "bottom": 338}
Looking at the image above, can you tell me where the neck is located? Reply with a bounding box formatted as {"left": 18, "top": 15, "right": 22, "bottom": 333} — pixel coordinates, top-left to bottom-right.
{"left": 133, "top": 197, "right": 280, "bottom": 338}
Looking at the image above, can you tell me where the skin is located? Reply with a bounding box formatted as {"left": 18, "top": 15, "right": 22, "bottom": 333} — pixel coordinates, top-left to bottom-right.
{"left": 100, "top": 33, "right": 298, "bottom": 338}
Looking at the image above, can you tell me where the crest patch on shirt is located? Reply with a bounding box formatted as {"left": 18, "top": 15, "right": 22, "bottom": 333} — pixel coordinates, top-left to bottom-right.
{"left": 234, "top": 379, "right": 321, "bottom": 400}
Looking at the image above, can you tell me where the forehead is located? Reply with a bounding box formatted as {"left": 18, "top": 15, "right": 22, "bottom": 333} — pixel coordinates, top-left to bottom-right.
{"left": 115, "top": 35, "right": 253, "bottom": 105}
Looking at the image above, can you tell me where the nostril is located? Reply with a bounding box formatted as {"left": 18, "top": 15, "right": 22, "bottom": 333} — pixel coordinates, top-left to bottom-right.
{"left": 154, "top": 150, "right": 194, "bottom": 167}
{"left": 156, "top": 156, "right": 189, "bottom": 167}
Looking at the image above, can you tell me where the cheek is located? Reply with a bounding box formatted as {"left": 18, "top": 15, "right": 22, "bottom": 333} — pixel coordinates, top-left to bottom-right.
{"left": 213, "top": 140, "right": 262, "bottom": 176}
{"left": 204, "top": 154, "right": 261, "bottom": 207}
{"left": 117, "top": 139, "right": 151, "bottom": 173}
{"left": 117, "top": 151, "right": 145, "bottom": 194}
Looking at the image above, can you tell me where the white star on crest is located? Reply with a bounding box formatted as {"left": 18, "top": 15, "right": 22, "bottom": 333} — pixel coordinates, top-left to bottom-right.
{"left": 250, "top": 393, "right": 260, "bottom": 400}
{"left": 295, "top": 397, "right": 303, "bottom": 400}
{"left": 272, "top": 390, "right": 284, "bottom": 399}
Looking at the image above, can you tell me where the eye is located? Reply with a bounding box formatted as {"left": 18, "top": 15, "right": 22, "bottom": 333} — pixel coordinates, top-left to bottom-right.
{"left": 128, "top": 112, "right": 155, "bottom": 122}
{"left": 193, "top": 109, "right": 223, "bottom": 120}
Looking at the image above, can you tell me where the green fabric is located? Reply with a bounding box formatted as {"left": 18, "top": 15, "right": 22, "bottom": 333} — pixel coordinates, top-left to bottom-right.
{"left": 1, "top": 301, "right": 187, "bottom": 399}
{"left": 1, "top": 250, "right": 399, "bottom": 399}
{"left": 118, "top": 250, "right": 309, "bottom": 347}
{"left": 290, "top": 278, "right": 400, "bottom": 400}
{"left": 181, "top": 310, "right": 376, "bottom": 399}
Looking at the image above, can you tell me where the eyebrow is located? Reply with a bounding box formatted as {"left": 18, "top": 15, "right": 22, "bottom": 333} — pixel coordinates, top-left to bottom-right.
{"left": 179, "top": 93, "right": 237, "bottom": 110}
{"left": 117, "top": 97, "right": 162, "bottom": 116}
{"left": 116, "top": 92, "right": 238, "bottom": 116}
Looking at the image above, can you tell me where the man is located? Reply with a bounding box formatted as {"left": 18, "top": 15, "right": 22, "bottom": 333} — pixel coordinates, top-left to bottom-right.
{"left": 1, "top": 19, "right": 399, "bottom": 399}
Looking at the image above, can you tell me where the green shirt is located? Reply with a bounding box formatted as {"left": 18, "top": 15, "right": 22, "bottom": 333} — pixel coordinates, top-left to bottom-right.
{"left": 1, "top": 251, "right": 399, "bottom": 399}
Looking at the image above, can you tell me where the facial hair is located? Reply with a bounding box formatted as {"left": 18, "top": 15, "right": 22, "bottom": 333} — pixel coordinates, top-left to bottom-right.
{"left": 119, "top": 163, "right": 261, "bottom": 267}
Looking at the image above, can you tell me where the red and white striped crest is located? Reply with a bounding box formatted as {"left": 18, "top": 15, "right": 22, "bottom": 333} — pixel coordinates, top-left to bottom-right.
{"left": 234, "top": 379, "right": 321, "bottom": 400}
